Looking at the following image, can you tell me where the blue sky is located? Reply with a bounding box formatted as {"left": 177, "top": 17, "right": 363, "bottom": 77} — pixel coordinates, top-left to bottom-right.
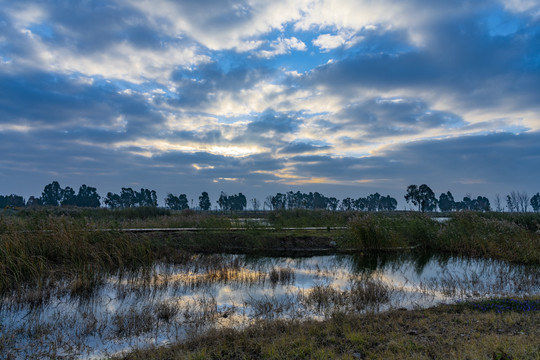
{"left": 1, "top": 0, "right": 539, "bottom": 207}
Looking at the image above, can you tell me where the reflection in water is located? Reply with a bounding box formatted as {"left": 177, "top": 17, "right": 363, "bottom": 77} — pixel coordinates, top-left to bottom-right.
{"left": 1, "top": 253, "right": 539, "bottom": 359}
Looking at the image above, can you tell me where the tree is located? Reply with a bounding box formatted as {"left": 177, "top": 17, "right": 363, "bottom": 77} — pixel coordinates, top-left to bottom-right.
{"left": 438, "top": 191, "right": 455, "bottom": 212}
{"left": 199, "top": 192, "right": 211, "bottom": 211}
{"left": 405, "top": 185, "right": 420, "bottom": 211}
{"left": 0, "top": 194, "right": 25, "bottom": 208}
{"left": 217, "top": 191, "right": 229, "bottom": 211}
{"left": 120, "top": 187, "right": 137, "bottom": 208}
{"left": 165, "top": 193, "right": 189, "bottom": 210}
{"left": 341, "top": 197, "right": 353, "bottom": 211}
{"left": 137, "top": 188, "right": 158, "bottom": 207}
{"left": 165, "top": 194, "right": 179, "bottom": 210}
{"left": 312, "top": 192, "right": 327, "bottom": 209}
{"left": 380, "top": 195, "right": 397, "bottom": 211}
{"left": 251, "top": 198, "right": 260, "bottom": 211}
{"left": 61, "top": 186, "right": 77, "bottom": 206}
{"left": 518, "top": 192, "right": 529, "bottom": 212}
{"left": 531, "top": 193, "right": 540, "bottom": 213}
{"left": 230, "top": 193, "right": 247, "bottom": 211}
{"left": 76, "top": 184, "right": 101, "bottom": 207}
{"left": 405, "top": 184, "right": 437, "bottom": 212}
{"left": 353, "top": 197, "right": 366, "bottom": 211}
{"left": 494, "top": 194, "right": 503, "bottom": 212}
{"left": 271, "top": 193, "right": 286, "bottom": 210}
{"left": 26, "top": 196, "right": 42, "bottom": 207}
{"left": 105, "top": 192, "right": 122, "bottom": 209}
{"left": 327, "top": 197, "right": 339, "bottom": 211}
{"left": 41, "top": 181, "right": 63, "bottom": 206}
{"left": 472, "top": 196, "right": 490, "bottom": 212}
{"left": 506, "top": 191, "right": 529, "bottom": 212}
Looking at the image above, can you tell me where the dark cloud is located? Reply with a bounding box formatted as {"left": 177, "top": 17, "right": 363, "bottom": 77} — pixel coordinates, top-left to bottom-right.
{"left": 246, "top": 109, "right": 300, "bottom": 135}
{"left": 169, "top": 63, "right": 273, "bottom": 108}
{"left": 337, "top": 98, "right": 465, "bottom": 137}
{"left": 299, "top": 10, "right": 540, "bottom": 112}
{"left": 0, "top": 72, "right": 166, "bottom": 140}
{"left": 280, "top": 132, "right": 540, "bottom": 199}
{"left": 279, "top": 142, "right": 332, "bottom": 154}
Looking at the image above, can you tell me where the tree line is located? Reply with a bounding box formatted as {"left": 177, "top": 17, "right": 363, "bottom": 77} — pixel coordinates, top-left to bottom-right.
{"left": 266, "top": 191, "right": 397, "bottom": 211}
{"left": 405, "top": 184, "right": 491, "bottom": 212}
{"left": 2, "top": 181, "right": 540, "bottom": 213}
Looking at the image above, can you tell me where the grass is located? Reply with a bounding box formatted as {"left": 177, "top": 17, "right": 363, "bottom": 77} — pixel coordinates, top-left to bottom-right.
{"left": 117, "top": 297, "right": 540, "bottom": 360}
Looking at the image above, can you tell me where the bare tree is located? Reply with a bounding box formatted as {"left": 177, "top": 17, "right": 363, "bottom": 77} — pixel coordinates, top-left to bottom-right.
{"left": 518, "top": 192, "right": 529, "bottom": 212}
{"left": 507, "top": 191, "right": 530, "bottom": 212}
{"left": 264, "top": 195, "right": 273, "bottom": 211}
{"left": 494, "top": 194, "right": 503, "bottom": 212}
{"left": 250, "top": 198, "right": 260, "bottom": 211}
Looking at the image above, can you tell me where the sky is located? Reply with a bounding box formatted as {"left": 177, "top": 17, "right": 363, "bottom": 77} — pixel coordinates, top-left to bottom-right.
{"left": 1, "top": 0, "right": 540, "bottom": 208}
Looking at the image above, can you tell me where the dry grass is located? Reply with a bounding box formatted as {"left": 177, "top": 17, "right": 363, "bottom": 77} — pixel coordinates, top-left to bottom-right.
{"left": 117, "top": 298, "right": 540, "bottom": 360}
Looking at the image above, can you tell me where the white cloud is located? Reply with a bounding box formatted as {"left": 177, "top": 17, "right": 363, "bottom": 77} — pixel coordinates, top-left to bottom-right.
{"left": 313, "top": 32, "right": 363, "bottom": 52}
{"left": 124, "top": 0, "right": 311, "bottom": 50}
{"left": 257, "top": 37, "right": 307, "bottom": 58}
{"left": 27, "top": 38, "right": 209, "bottom": 83}
{"left": 502, "top": 0, "right": 540, "bottom": 15}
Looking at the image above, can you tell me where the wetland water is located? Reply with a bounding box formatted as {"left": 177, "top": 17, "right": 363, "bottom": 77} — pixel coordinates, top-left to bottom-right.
{"left": 1, "top": 252, "right": 539, "bottom": 359}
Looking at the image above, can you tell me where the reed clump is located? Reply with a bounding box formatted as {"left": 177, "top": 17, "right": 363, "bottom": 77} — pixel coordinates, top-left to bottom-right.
{"left": 347, "top": 213, "right": 438, "bottom": 250}
{"left": 0, "top": 214, "right": 155, "bottom": 294}
{"left": 347, "top": 212, "right": 540, "bottom": 264}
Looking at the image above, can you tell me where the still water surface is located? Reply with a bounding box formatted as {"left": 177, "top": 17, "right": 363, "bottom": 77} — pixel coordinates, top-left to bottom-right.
{"left": 1, "top": 252, "right": 539, "bottom": 359}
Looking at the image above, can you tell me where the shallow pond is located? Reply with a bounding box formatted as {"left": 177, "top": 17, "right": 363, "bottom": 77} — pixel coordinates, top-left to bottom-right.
{"left": 1, "top": 252, "right": 539, "bottom": 359}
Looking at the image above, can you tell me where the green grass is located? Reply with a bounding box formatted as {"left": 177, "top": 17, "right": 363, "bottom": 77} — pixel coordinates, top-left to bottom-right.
{"left": 116, "top": 297, "right": 540, "bottom": 360}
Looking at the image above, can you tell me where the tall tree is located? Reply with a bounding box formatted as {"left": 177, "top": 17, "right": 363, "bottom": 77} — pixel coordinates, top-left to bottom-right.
{"left": 120, "top": 188, "right": 137, "bottom": 208}
{"left": 0, "top": 194, "right": 25, "bottom": 208}
{"left": 380, "top": 195, "right": 397, "bottom": 211}
{"left": 438, "top": 191, "right": 455, "bottom": 212}
{"left": 41, "top": 181, "right": 63, "bottom": 206}
{"left": 199, "top": 192, "right": 211, "bottom": 211}
{"left": 165, "top": 193, "right": 189, "bottom": 210}
{"left": 405, "top": 184, "right": 437, "bottom": 212}
{"left": 217, "top": 191, "right": 229, "bottom": 211}
{"left": 251, "top": 198, "right": 260, "bottom": 211}
{"left": 61, "top": 186, "right": 77, "bottom": 206}
{"left": 531, "top": 193, "right": 540, "bottom": 213}
{"left": 404, "top": 185, "right": 420, "bottom": 211}
{"left": 271, "top": 193, "right": 286, "bottom": 210}
{"left": 105, "top": 192, "right": 122, "bottom": 209}
{"left": 341, "top": 197, "right": 353, "bottom": 211}
{"left": 137, "top": 188, "right": 158, "bottom": 207}
{"left": 26, "top": 196, "right": 42, "bottom": 207}
{"left": 76, "top": 184, "right": 101, "bottom": 207}
{"left": 327, "top": 197, "right": 339, "bottom": 211}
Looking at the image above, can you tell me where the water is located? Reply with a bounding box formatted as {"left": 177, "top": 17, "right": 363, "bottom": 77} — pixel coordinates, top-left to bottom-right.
{"left": 1, "top": 252, "right": 539, "bottom": 359}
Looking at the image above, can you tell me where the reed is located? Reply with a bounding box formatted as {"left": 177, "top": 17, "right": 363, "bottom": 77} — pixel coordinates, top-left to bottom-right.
{"left": 0, "top": 214, "right": 155, "bottom": 294}
{"left": 346, "top": 212, "right": 540, "bottom": 264}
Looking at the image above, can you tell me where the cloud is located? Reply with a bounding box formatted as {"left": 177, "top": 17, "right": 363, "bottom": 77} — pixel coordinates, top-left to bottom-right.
{"left": 278, "top": 142, "right": 332, "bottom": 154}
{"left": 336, "top": 97, "right": 465, "bottom": 138}
{"left": 246, "top": 109, "right": 301, "bottom": 135}
{"left": 257, "top": 37, "right": 307, "bottom": 58}
{"left": 169, "top": 63, "right": 275, "bottom": 110}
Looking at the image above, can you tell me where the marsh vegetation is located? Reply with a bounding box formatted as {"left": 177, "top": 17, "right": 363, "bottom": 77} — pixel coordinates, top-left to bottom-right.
{"left": 0, "top": 208, "right": 539, "bottom": 359}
